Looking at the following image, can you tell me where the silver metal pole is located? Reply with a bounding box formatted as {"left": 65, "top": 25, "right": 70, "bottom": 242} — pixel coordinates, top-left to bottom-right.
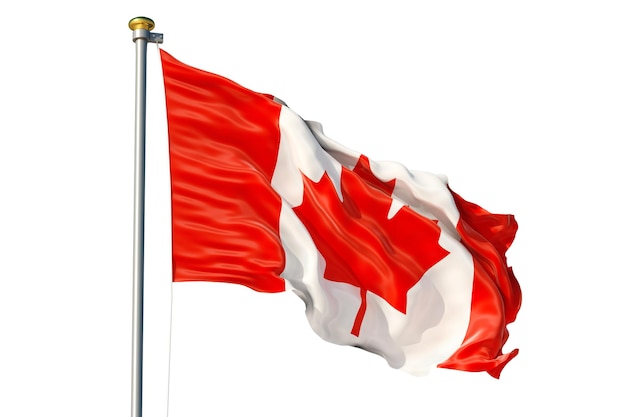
{"left": 128, "top": 17, "right": 162, "bottom": 417}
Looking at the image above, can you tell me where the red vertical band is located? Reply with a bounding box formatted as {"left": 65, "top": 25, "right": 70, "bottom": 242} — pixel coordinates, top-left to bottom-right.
{"left": 161, "top": 50, "right": 286, "bottom": 293}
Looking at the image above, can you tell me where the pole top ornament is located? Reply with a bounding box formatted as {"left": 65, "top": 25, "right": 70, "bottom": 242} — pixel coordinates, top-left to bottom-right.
{"left": 129, "top": 17, "right": 155, "bottom": 31}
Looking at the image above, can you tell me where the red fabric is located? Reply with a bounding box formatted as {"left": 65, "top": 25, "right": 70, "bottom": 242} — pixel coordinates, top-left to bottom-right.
{"left": 437, "top": 191, "right": 521, "bottom": 378}
{"left": 161, "top": 50, "right": 285, "bottom": 292}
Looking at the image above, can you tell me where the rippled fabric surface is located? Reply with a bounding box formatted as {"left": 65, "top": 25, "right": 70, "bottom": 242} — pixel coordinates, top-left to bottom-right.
{"left": 438, "top": 191, "right": 521, "bottom": 378}
{"left": 161, "top": 49, "right": 521, "bottom": 378}
{"left": 162, "top": 50, "right": 286, "bottom": 292}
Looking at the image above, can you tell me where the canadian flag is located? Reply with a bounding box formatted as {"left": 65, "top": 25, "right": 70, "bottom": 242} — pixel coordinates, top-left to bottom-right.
{"left": 160, "top": 50, "right": 521, "bottom": 378}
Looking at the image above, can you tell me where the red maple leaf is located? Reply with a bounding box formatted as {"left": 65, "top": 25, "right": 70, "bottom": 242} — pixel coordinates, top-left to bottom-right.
{"left": 293, "top": 156, "right": 449, "bottom": 336}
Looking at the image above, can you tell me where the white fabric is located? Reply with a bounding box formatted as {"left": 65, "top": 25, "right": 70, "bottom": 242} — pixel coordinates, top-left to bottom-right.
{"left": 274, "top": 105, "right": 474, "bottom": 375}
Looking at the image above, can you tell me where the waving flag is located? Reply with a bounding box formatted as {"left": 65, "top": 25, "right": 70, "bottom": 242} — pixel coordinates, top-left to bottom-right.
{"left": 160, "top": 49, "right": 521, "bottom": 378}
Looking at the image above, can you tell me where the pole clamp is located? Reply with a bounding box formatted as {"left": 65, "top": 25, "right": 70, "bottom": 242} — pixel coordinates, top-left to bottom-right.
{"left": 132, "top": 29, "right": 164, "bottom": 44}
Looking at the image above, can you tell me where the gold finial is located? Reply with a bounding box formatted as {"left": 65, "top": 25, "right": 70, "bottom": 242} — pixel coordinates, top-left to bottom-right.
{"left": 128, "top": 17, "right": 155, "bottom": 31}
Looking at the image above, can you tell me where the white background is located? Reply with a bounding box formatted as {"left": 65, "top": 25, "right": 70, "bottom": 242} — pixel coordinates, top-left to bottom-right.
{"left": 1, "top": 1, "right": 624, "bottom": 416}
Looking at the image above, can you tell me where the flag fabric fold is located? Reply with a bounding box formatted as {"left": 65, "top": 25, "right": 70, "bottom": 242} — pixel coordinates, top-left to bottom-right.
{"left": 160, "top": 49, "right": 521, "bottom": 378}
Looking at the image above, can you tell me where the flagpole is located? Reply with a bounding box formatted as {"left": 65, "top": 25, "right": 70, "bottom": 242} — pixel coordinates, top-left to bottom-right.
{"left": 129, "top": 17, "right": 163, "bottom": 417}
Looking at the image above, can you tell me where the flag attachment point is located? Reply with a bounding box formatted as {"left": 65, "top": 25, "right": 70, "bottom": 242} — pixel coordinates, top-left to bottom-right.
{"left": 129, "top": 17, "right": 163, "bottom": 44}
